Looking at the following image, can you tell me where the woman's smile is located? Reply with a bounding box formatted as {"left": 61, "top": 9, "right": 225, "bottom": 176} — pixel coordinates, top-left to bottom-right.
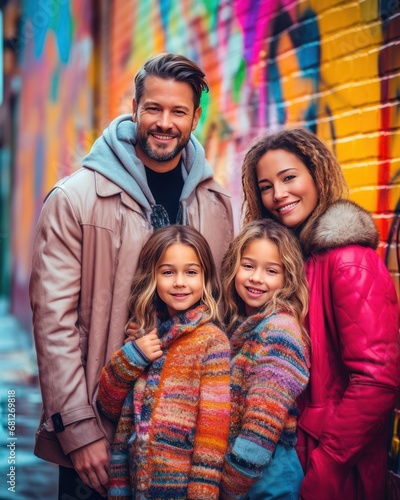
{"left": 257, "top": 149, "right": 318, "bottom": 228}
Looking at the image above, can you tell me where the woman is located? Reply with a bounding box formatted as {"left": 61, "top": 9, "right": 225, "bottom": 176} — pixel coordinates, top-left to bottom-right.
{"left": 241, "top": 128, "right": 399, "bottom": 500}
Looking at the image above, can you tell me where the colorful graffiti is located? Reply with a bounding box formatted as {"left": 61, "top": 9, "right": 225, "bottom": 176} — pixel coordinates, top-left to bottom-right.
{"left": 105, "top": 0, "right": 400, "bottom": 286}
{"left": 7, "top": 0, "right": 400, "bottom": 324}
{"left": 10, "top": 0, "right": 94, "bottom": 323}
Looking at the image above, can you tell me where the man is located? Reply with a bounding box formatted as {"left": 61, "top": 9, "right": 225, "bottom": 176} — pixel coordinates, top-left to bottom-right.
{"left": 30, "top": 53, "right": 233, "bottom": 499}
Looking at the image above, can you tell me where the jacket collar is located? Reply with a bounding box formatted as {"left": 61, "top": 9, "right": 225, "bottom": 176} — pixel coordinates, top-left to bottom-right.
{"left": 83, "top": 114, "right": 215, "bottom": 210}
{"left": 94, "top": 170, "right": 231, "bottom": 208}
{"left": 94, "top": 170, "right": 122, "bottom": 197}
{"left": 94, "top": 171, "right": 142, "bottom": 212}
{"left": 199, "top": 178, "right": 231, "bottom": 198}
{"left": 309, "top": 200, "right": 379, "bottom": 252}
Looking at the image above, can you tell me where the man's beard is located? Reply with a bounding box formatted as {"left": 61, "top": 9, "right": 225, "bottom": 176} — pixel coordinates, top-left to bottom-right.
{"left": 136, "top": 128, "right": 191, "bottom": 163}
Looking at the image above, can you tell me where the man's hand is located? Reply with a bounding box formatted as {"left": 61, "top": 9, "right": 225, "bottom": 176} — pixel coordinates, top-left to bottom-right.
{"left": 69, "top": 438, "right": 110, "bottom": 497}
{"left": 124, "top": 321, "right": 143, "bottom": 344}
{"left": 135, "top": 329, "right": 163, "bottom": 361}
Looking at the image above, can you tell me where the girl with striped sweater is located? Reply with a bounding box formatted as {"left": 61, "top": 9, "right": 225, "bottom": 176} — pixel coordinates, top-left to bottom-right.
{"left": 220, "top": 219, "right": 310, "bottom": 499}
{"left": 97, "top": 225, "right": 230, "bottom": 500}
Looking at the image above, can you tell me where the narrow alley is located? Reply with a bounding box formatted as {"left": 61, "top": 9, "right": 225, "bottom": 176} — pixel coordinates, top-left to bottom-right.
{"left": 0, "top": 311, "right": 58, "bottom": 499}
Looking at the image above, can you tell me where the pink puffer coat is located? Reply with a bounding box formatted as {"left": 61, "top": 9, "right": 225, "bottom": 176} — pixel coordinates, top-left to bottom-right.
{"left": 297, "top": 200, "right": 400, "bottom": 500}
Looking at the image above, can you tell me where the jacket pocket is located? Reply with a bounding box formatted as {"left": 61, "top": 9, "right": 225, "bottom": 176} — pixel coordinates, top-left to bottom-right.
{"left": 297, "top": 403, "right": 337, "bottom": 440}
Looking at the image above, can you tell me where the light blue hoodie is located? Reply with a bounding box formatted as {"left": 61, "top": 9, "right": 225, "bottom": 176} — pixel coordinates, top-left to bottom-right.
{"left": 82, "top": 114, "right": 214, "bottom": 226}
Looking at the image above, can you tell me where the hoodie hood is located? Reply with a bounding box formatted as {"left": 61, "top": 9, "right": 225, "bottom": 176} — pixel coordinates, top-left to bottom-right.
{"left": 309, "top": 199, "right": 379, "bottom": 252}
{"left": 82, "top": 114, "right": 213, "bottom": 221}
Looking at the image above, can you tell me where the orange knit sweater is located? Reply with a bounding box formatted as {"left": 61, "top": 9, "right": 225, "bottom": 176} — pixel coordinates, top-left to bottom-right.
{"left": 97, "top": 305, "right": 231, "bottom": 499}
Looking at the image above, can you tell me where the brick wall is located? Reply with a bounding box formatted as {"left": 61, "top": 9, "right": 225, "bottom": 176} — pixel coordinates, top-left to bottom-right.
{"left": 104, "top": 0, "right": 399, "bottom": 290}
{"left": 8, "top": 0, "right": 400, "bottom": 322}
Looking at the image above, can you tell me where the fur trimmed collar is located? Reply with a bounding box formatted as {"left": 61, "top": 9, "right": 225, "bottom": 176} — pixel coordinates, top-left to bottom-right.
{"left": 309, "top": 200, "right": 379, "bottom": 252}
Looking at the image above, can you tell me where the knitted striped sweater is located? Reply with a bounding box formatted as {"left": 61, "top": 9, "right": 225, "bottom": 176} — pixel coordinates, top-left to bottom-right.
{"left": 97, "top": 305, "right": 231, "bottom": 500}
{"left": 220, "top": 310, "right": 310, "bottom": 499}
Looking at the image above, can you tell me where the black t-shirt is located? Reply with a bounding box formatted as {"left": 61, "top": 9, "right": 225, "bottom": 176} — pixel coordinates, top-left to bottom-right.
{"left": 145, "top": 163, "right": 184, "bottom": 224}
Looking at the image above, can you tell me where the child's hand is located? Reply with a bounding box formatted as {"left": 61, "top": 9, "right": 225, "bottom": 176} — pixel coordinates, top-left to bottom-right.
{"left": 135, "top": 329, "right": 163, "bottom": 362}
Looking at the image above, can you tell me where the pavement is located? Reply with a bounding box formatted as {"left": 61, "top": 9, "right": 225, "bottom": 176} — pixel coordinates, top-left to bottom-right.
{"left": 0, "top": 311, "right": 58, "bottom": 499}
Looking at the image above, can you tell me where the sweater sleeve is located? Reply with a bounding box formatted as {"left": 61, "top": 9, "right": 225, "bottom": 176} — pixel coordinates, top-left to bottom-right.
{"left": 221, "top": 314, "right": 309, "bottom": 498}
{"left": 187, "top": 328, "right": 231, "bottom": 500}
{"left": 97, "top": 341, "right": 149, "bottom": 422}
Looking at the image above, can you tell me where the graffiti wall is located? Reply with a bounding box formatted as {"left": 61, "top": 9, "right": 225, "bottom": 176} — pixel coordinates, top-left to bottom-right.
{"left": 10, "top": 0, "right": 95, "bottom": 324}
{"left": 106, "top": 0, "right": 399, "bottom": 278}
{"left": 9, "top": 0, "right": 400, "bottom": 323}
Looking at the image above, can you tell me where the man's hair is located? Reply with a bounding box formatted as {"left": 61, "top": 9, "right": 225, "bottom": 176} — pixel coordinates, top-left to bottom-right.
{"left": 134, "top": 53, "right": 209, "bottom": 109}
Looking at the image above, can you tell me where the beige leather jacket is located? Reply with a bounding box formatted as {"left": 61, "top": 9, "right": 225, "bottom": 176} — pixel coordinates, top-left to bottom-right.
{"left": 29, "top": 168, "right": 233, "bottom": 466}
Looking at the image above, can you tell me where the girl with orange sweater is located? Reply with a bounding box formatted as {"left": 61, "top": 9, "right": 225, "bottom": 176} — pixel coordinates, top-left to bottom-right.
{"left": 97, "top": 225, "right": 230, "bottom": 500}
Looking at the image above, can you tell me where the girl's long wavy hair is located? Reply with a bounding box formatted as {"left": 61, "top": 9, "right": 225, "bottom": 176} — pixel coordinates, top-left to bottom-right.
{"left": 221, "top": 219, "right": 309, "bottom": 342}
{"left": 126, "top": 225, "right": 221, "bottom": 332}
{"left": 242, "top": 128, "right": 348, "bottom": 255}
